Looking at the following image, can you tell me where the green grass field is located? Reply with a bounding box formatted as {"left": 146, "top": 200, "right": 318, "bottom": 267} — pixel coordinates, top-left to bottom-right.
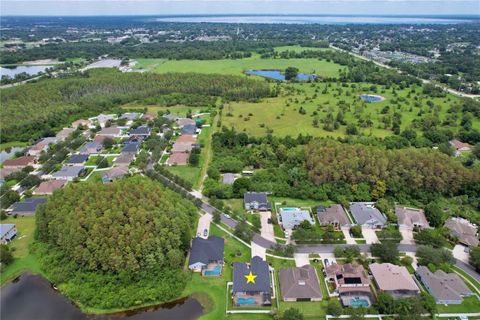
{"left": 0, "top": 141, "right": 28, "bottom": 151}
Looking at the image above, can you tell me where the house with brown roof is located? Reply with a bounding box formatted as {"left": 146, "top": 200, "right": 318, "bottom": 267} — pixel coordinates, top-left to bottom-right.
{"left": 395, "top": 206, "right": 430, "bottom": 230}
{"left": 142, "top": 113, "right": 156, "bottom": 121}
{"left": 317, "top": 204, "right": 350, "bottom": 228}
{"left": 171, "top": 141, "right": 194, "bottom": 153}
{"left": 176, "top": 118, "right": 196, "bottom": 127}
{"left": 72, "top": 119, "right": 91, "bottom": 129}
{"left": 55, "top": 128, "right": 75, "bottom": 141}
{"left": 369, "top": 263, "right": 420, "bottom": 299}
{"left": 113, "top": 153, "right": 135, "bottom": 166}
{"left": 279, "top": 265, "right": 322, "bottom": 302}
{"left": 416, "top": 266, "right": 472, "bottom": 305}
{"left": 449, "top": 139, "right": 471, "bottom": 157}
{"left": 444, "top": 217, "right": 479, "bottom": 248}
{"left": 33, "top": 180, "right": 67, "bottom": 195}
{"left": 167, "top": 152, "right": 189, "bottom": 166}
{"left": 102, "top": 167, "right": 129, "bottom": 182}
{"left": 28, "top": 137, "right": 58, "bottom": 157}
{"left": 176, "top": 135, "right": 197, "bottom": 144}
{"left": 3, "top": 156, "right": 36, "bottom": 169}
{"left": 96, "top": 126, "right": 122, "bottom": 138}
{"left": 326, "top": 263, "right": 372, "bottom": 307}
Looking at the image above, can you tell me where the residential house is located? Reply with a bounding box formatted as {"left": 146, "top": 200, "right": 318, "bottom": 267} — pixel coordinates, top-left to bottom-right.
{"left": 222, "top": 173, "right": 236, "bottom": 185}
{"left": 71, "top": 119, "right": 91, "bottom": 129}
{"left": 349, "top": 202, "right": 387, "bottom": 228}
{"left": 326, "top": 263, "right": 373, "bottom": 307}
{"left": 142, "top": 113, "right": 156, "bottom": 121}
{"left": 232, "top": 256, "right": 272, "bottom": 307}
{"left": 52, "top": 166, "right": 86, "bottom": 181}
{"left": 279, "top": 265, "right": 322, "bottom": 302}
{"left": 369, "top": 263, "right": 420, "bottom": 299}
{"left": 32, "top": 180, "right": 67, "bottom": 195}
{"left": 444, "top": 217, "right": 479, "bottom": 248}
{"left": 450, "top": 139, "right": 471, "bottom": 157}
{"left": 67, "top": 154, "right": 89, "bottom": 165}
{"left": 28, "top": 137, "right": 58, "bottom": 157}
{"left": 395, "top": 206, "right": 430, "bottom": 230}
{"left": 121, "top": 112, "right": 141, "bottom": 121}
{"left": 55, "top": 127, "right": 75, "bottom": 141}
{"left": 188, "top": 236, "right": 225, "bottom": 276}
{"left": 177, "top": 118, "right": 196, "bottom": 127}
{"left": 10, "top": 197, "right": 48, "bottom": 216}
{"left": 181, "top": 124, "right": 197, "bottom": 135}
{"left": 171, "top": 141, "right": 194, "bottom": 153}
{"left": 129, "top": 126, "right": 151, "bottom": 141}
{"left": 2, "top": 156, "right": 36, "bottom": 169}
{"left": 0, "top": 167, "right": 21, "bottom": 182}
{"left": 166, "top": 152, "right": 189, "bottom": 166}
{"left": 278, "top": 207, "right": 315, "bottom": 230}
{"left": 416, "top": 266, "right": 473, "bottom": 305}
{"left": 244, "top": 192, "right": 272, "bottom": 211}
{"left": 80, "top": 141, "right": 102, "bottom": 154}
{"left": 317, "top": 204, "right": 350, "bottom": 228}
{"left": 113, "top": 153, "right": 135, "bottom": 167}
{"left": 121, "top": 142, "right": 140, "bottom": 155}
{"left": 96, "top": 114, "right": 116, "bottom": 127}
{"left": 163, "top": 114, "right": 178, "bottom": 122}
{"left": 102, "top": 167, "right": 129, "bottom": 183}
{"left": 0, "top": 224, "right": 16, "bottom": 244}
{"left": 93, "top": 135, "right": 110, "bottom": 144}
{"left": 176, "top": 135, "right": 196, "bottom": 143}
{"left": 97, "top": 126, "right": 122, "bottom": 138}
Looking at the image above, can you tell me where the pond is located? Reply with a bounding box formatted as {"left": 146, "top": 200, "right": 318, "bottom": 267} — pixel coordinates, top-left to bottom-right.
{"left": 360, "top": 94, "right": 384, "bottom": 102}
{"left": 0, "top": 65, "right": 53, "bottom": 78}
{"left": 0, "top": 147, "right": 24, "bottom": 164}
{"left": 245, "top": 69, "right": 316, "bottom": 81}
{"left": 0, "top": 273, "right": 204, "bottom": 320}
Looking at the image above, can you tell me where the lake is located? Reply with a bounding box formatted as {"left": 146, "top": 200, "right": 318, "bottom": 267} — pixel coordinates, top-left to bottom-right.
{"left": 0, "top": 147, "right": 24, "bottom": 164}
{"left": 245, "top": 69, "right": 316, "bottom": 81}
{"left": 0, "top": 273, "right": 204, "bottom": 320}
{"left": 0, "top": 65, "right": 53, "bottom": 78}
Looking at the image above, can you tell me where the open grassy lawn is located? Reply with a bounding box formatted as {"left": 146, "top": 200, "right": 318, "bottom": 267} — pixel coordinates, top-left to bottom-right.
{"left": 221, "top": 81, "right": 477, "bottom": 138}
{"left": 0, "top": 216, "right": 43, "bottom": 285}
{"left": 122, "top": 103, "right": 210, "bottom": 117}
{"left": 0, "top": 141, "right": 28, "bottom": 151}
{"left": 437, "top": 295, "right": 480, "bottom": 313}
{"left": 271, "top": 197, "right": 332, "bottom": 208}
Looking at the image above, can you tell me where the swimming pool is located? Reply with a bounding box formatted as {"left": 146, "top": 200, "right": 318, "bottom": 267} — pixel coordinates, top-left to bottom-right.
{"left": 360, "top": 94, "right": 384, "bottom": 102}
{"left": 349, "top": 298, "right": 369, "bottom": 307}
{"left": 236, "top": 297, "right": 257, "bottom": 306}
{"left": 203, "top": 265, "right": 222, "bottom": 276}
{"left": 280, "top": 207, "right": 297, "bottom": 212}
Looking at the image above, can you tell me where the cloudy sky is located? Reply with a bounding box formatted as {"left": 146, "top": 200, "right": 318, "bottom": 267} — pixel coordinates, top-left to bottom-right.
{"left": 1, "top": 0, "right": 479, "bottom": 16}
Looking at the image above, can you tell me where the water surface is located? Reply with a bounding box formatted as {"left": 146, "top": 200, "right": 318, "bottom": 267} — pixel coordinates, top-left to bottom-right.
{"left": 0, "top": 65, "right": 53, "bottom": 78}
{"left": 246, "top": 69, "right": 315, "bottom": 81}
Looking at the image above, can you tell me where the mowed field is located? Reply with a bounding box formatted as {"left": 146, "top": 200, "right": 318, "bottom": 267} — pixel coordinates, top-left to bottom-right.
{"left": 135, "top": 53, "right": 344, "bottom": 79}
{"left": 221, "top": 82, "right": 477, "bottom": 138}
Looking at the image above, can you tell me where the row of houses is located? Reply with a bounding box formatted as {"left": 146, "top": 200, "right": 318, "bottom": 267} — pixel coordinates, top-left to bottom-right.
{"left": 166, "top": 116, "right": 201, "bottom": 166}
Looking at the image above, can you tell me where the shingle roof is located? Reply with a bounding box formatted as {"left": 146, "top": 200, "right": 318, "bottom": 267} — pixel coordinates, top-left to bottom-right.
{"left": 279, "top": 265, "right": 322, "bottom": 300}
{"left": 326, "top": 263, "right": 370, "bottom": 288}
{"left": 450, "top": 139, "right": 471, "bottom": 151}
{"left": 11, "top": 197, "right": 47, "bottom": 213}
{"left": 417, "top": 266, "right": 471, "bottom": 302}
{"left": 171, "top": 142, "right": 194, "bottom": 153}
{"left": 114, "top": 153, "right": 135, "bottom": 165}
{"left": 129, "top": 126, "right": 150, "bottom": 136}
{"left": 97, "top": 126, "right": 121, "bottom": 136}
{"left": 222, "top": 173, "right": 236, "bottom": 185}
{"left": 188, "top": 236, "right": 224, "bottom": 266}
{"left": 177, "top": 118, "right": 196, "bottom": 127}
{"left": 33, "top": 180, "right": 67, "bottom": 195}
{"left": 444, "top": 217, "right": 479, "bottom": 247}
{"left": 121, "top": 142, "right": 140, "bottom": 153}
{"left": 279, "top": 208, "right": 315, "bottom": 230}
{"left": 121, "top": 112, "right": 141, "bottom": 120}
{"left": 350, "top": 202, "right": 387, "bottom": 226}
{"left": 167, "top": 152, "right": 189, "bottom": 165}
{"left": 0, "top": 224, "right": 16, "bottom": 239}
{"left": 56, "top": 128, "right": 75, "bottom": 139}
{"left": 233, "top": 256, "right": 270, "bottom": 293}
{"left": 176, "top": 135, "right": 197, "bottom": 143}
{"left": 103, "top": 167, "right": 129, "bottom": 181}
{"left": 244, "top": 192, "right": 268, "bottom": 205}
{"left": 181, "top": 124, "right": 197, "bottom": 135}
{"left": 395, "top": 206, "right": 429, "bottom": 229}
{"left": 68, "top": 154, "right": 89, "bottom": 164}
{"left": 52, "top": 166, "right": 85, "bottom": 178}
{"left": 3, "top": 156, "right": 36, "bottom": 168}
{"left": 369, "top": 263, "right": 419, "bottom": 292}
{"left": 317, "top": 204, "right": 350, "bottom": 227}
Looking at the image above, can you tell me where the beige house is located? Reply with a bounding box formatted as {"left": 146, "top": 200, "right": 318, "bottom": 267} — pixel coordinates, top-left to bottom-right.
{"left": 279, "top": 265, "right": 322, "bottom": 302}
{"left": 395, "top": 206, "right": 430, "bottom": 230}
{"left": 369, "top": 263, "right": 420, "bottom": 299}
{"left": 444, "top": 217, "right": 479, "bottom": 248}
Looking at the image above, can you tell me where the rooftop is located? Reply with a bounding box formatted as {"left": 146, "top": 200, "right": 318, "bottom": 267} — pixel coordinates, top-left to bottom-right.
{"left": 317, "top": 204, "right": 350, "bottom": 227}
{"left": 33, "top": 180, "right": 67, "bottom": 195}
{"left": 369, "top": 263, "right": 419, "bottom": 292}
{"left": 222, "top": 173, "right": 236, "bottom": 185}
{"left": 395, "top": 206, "right": 429, "bottom": 229}
{"left": 279, "top": 265, "right": 322, "bottom": 300}
{"left": 189, "top": 236, "right": 224, "bottom": 266}
{"left": 68, "top": 154, "right": 89, "bottom": 164}
{"left": 444, "top": 217, "right": 479, "bottom": 247}
{"left": 3, "top": 156, "right": 36, "bottom": 168}
{"left": 52, "top": 166, "right": 85, "bottom": 178}
{"left": 167, "top": 152, "right": 189, "bottom": 165}
{"left": 233, "top": 256, "right": 270, "bottom": 293}
{"left": 97, "top": 126, "right": 121, "bottom": 136}
{"left": 0, "top": 224, "right": 16, "bottom": 239}
{"left": 279, "top": 207, "right": 315, "bottom": 230}
{"left": 417, "top": 266, "right": 472, "bottom": 302}
{"left": 11, "top": 197, "right": 47, "bottom": 213}
{"left": 350, "top": 202, "right": 387, "bottom": 226}
{"left": 129, "top": 126, "right": 150, "bottom": 136}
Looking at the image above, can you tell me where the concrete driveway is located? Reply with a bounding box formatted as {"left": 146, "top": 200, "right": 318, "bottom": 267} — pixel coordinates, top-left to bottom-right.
{"left": 251, "top": 241, "right": 266, "bottom": 260}
{"left": 294, "top": 253, "right": 310, "bottom": 267}
{"left": 400, "top": 228, "right": 415, "bottom": 244}
{"left": 361, "top": 227, "right": 379, "bottom": 244}
{"left": 260, "top": 211, "right": 275, "bottom": 242}
{"left": 341, "top": 227, "right": 356, "bottom": 244}
{"left": 196, "top": 213, "right": 212, "bottom": 239}
{"left": 453, "top": 244, "right": 470, "bottom": 263}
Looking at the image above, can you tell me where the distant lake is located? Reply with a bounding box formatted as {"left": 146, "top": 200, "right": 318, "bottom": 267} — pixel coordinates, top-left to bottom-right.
{"left": 245, "top": 69, "right": 316, "bottom": 81}
{"left": 0, "top": 147, "right": 23, "bottom": 164}
{"left": 0, "top": 273, "right": 203, "bottom": 320}
{"left": 0, "top": 65, "right": 53, "bottom": 78}
{"left": 154, "top": 15, "right": 475, "bottom": 24}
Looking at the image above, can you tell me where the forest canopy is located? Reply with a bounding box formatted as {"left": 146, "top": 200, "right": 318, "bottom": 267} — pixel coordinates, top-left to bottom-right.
{"left": 34, "top": 176, "right": 198, "bottom": 309}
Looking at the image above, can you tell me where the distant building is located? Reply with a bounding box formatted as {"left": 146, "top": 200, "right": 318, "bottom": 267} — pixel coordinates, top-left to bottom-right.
{"left": 369, "top": 263, "right": 420, "bottom": 299}
{"left": 32, "top": 180, "right": 67, "bottom": 195}
{"left": 128, "top": 126, "right": 151, "bottom": 141}
{"left": 95, "top": 114, "right": 116, "bottom": 127}
{"left": 279, "top": 265, "right": 322, "bottom": 302}
{"left": 176, "top": 135, "right": 196, "bottom": 144}
{"left": 222, "top": 173, "right": 236, "bottom": 185}
{"left": 121, "top": 112, "right": 141, "bottom": 121}
{"left": 449, "top": 139, "right": 471, "bottom": 157}
{"left": 2, "top": 156, "right": 36, "bottom": 169}
{"left": 232, "top": 256, "right": 271, "bottom": 307}
{"left": 166, "top": 152, "right": 189, "bottom": 166}
{"left": 102, "top": 167, "right": 129, "bottom": 183}
{"left": 326, "top": 263, "right": 372, "bottom": 307}
{"left": 71, "top": 119, "right": 91, "bottom": 129}
{"left": 96, "top": 126, "right": 121, "bottom": 138}
{"left": 52, "top": 166, "right": 86, "bottom": 181}
{"left": 278, "top": 207, "right": 315, "bottom": 230}
{"left": 55, "top": 128, "right": 75, "bottom": 141}
{"left": 349, "top": 202, "right": 387, "bottom": 228}
{"left": 176, "top": 118, "right": 196, "bottom": 127}
{"left": 142, "top": 113, "right": 156, "bottom": 121}
{"left": 10, "top": 197, "right": 48, "bottom": 216}
{"left": 181, "top": 124, "right": 197, "bottom": 135}
{"left": 317, "top": 204, "right": 350, "bottom": 228}
{"left": 395, "top": 206, "right": 429, "bottom": 230}
{"left": 416, "top": 266, "right": 472, "bottom": 305}
{"left": 113, "top": 153, "right": 135, "bottom": 167}
{"left": 244, "top": 192, "right": 272, "bottom": 211}
{"left": 0, "top": 224, "right": 16, "bottom": 244}
{"left": 67, "top": 154, "right": 89, "bottom": 165}
{"left": 28, "top": 137, "right": 58, "bottom": 157}
{"left": 80, "top": 141, "right": 102, "bottom": 154}
{"left": 444, "top": 217, "right": 479, "bottom": 248}
{"left": 171, "top": 141, "right": 194, "bottom": 153}
{"left": 121, "top": 142, "right": 140, "bottom": 154}
{"left": 188, "top": 236, "right": 224, "bottom": 276}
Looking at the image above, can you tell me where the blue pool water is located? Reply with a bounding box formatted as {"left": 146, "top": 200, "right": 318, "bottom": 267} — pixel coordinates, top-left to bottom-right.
{"left": 350, "top": 298, "right": 369, "bottom": 307}
{"left": 280, "top": 207, "right": 297, "bottom": 212}
{"left": 203, "top": 265, "right": 222, "bottom": 276}
{"left": 360, "top": 94, "right": 383, "bottom": 102}
{"left": 245, "top": 70, "right": 316, "bottom": 81}
{"left": 237, "top": 298, "right": 257, "bottom": 305}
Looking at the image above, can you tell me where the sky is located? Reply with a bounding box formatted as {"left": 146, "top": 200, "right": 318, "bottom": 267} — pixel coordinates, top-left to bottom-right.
{"left": 1, "top": 0, "right": 479, "bottom": 16}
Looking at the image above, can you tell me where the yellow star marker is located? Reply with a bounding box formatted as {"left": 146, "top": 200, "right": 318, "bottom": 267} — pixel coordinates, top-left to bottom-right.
{"left": 245, "top": 271, "right": 257, "bottom": 284}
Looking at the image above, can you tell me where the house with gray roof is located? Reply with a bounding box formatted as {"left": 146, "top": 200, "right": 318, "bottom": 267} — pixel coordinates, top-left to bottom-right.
{"left": 244, "top": 192, "right": 271, "bottom": 211}
{"left": 416, "top": 266, "right": 472, "bottom": 305}
{"left": 80, "top": 141, "right": 102, "bottom": 154}
{"left": 52, "top": 166, "right": 86, "bottom": 181}
{"left": 222, "top": 173, "right": 236, "bottom": 185}
{"left": 232, "top": 256, "right": 271, "bottom": 307}
{"left": 188, "top": 236, "right": 224, "bottom": 276}
{"left": 97, "top": 126, "right": 122, "bottom": 137}
{"left": 350, "top": 202, "right": 387, "bottom": 228}
{"left": 317, "top": 204, "right": 350, "bottom": 228}
{"left": 279, "top": 207, "right": 315, "bottom": 230}
{"left": 10, "top": 197, "right": 47, "bottom": 216}
{"left": 0, "top": 224, "right": 16, "bottom": 244}
{"left": 181, "top": 124, "right": 197, "bottom": 135}
{"left": 444, "top": 217, "right": 479, "bottom": 248}
{"left": 121, "top": 112, "right": 141, "bottom": 121}
{"left": 102, "top": 167, "right": 129, "bottom": 183}
{"left": 395, "top": 206, "right": 429, "bottom": 230}
{"left": 121, "top": 142, "right": 140, "bottom": 154}
{"left": 113, "top": 153, "right": 135, "bottom": 166}
{"left": 67, "top": 154, "right": 89, "bottom": 165}
{"left": 279, "top": 265, "right": 322, "bottom": 302}
{"left": 95, "top": 114, "right": 116, "bottom": 127}
{"left": 129, "top": 126, "right": 151, "bottom": 141}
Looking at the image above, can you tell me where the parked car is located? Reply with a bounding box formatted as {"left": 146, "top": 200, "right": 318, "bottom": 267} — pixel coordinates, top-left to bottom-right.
{"left": 203, "top": 229, "right": 208, "bottom": 237}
